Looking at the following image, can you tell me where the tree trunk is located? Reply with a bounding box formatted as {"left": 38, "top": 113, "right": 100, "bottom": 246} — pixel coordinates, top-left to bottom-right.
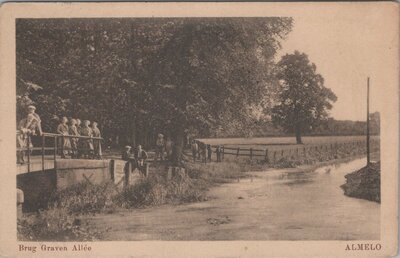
{"left": 130, "top": 120, "right": 136, "bottom": 148}
{"left": 295, "top": 125, "right": 303, "bottom": 144}
{"left": 172, "top": 125, "right": 185, "bottom": 167}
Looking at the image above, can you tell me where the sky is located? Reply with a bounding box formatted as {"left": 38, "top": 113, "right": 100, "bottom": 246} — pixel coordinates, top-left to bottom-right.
{"left": 277, "top": 6, "right": 397, "bottom": 121}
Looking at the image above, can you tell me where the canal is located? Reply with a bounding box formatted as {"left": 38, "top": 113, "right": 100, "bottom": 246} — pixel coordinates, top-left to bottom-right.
{"left": 89, "top": 157, "right": 380, "bottom": 240}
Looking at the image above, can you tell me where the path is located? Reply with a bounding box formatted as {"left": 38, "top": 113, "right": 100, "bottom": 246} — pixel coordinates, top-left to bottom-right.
{"left": 86, "top": 157, "right": 380, "bottom": 240}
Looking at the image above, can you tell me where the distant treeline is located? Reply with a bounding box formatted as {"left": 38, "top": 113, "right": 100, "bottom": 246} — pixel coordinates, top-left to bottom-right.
{"left": 210, "top": 112, "right": 380, "bottom": 138}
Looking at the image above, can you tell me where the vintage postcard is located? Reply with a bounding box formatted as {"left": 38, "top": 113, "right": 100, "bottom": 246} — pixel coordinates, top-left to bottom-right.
{"left": 0, "top": 2, "right": 398, "bottom": 257}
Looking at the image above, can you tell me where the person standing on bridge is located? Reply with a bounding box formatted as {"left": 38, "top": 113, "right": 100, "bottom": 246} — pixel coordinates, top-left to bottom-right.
{"left": 57, "top": 116, "right": 72, "bottom": 158}
{"left": 69, "top": 119, "right": 80, "bottom": 158}
{"left": 80, "top": 120, "right": 94, "bottom": 159}
{"left": 75, "top": 119, "right": 83, "bottom": 158}
{"left": 91, "top": 121, "right": 102, "bottom": 159}
{"left": 17, "top": 105, "right": 42, "bottom": 163}
{"left": 25, "top": 105, "right": 43, "bottom": 136}
{"left": 155, "top": 133, "right": 165, "bottom": 161}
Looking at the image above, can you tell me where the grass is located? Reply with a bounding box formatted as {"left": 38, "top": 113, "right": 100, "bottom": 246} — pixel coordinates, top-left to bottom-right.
{"left": 199, "top": 135, "right": 380, "bottom": 148}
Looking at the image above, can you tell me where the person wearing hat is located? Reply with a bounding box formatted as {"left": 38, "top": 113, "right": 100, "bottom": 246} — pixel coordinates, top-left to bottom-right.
{"left": 91, "top": 121, "right": 102, "bottom": 159}
{"left": 79, "top": 120, "right": 94, "bottom": 159}
{"left": 16, "top": 105, "right": 42, "bottom": 163}
{"left": 155, "top": 133, "right": 165, "bottom": 161}
{"left": 26, "top": 105, "right": 42, "bottom": 136}
{"left": 57, "top": 116, "right": 72, "bottom": 158}
{"left": 69, "top": 119, "right": 80, "bottom": 158}
{"left": 75, "top": 119, "right": 83, "bottom": 158}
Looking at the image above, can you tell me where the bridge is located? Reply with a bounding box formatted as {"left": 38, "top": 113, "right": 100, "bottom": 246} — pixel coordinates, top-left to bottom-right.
{"left": 17, "top": 132, "right": 103, "bottom": 174}
{"left": 16, "top": 132, "right": 149, "bottom": 212}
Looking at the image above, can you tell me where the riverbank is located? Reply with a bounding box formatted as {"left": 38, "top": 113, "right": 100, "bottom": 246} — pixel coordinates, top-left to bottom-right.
{"left": 341, "top": 161, "right": 380, "bottom": 203}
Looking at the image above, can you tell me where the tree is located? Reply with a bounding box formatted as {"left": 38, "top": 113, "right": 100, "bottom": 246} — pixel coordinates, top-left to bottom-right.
{"left": 16, "top": 18, "right": 293, "bottom": 165}
{"left": 271, "top": 51, "right": 337, "bottom": 144}
{"left": 143, "top": 18, "right": 293, "bottom": 164}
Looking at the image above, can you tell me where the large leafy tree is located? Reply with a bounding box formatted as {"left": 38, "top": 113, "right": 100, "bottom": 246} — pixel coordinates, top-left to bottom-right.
{"left": 271, "top": 51, "right": 337, "bottom": 144}
{"left": 143, "top": 18, "right": 292, "bottom": 164}
{"left": 16, "top": 18, "right": 293, "bottom": 164}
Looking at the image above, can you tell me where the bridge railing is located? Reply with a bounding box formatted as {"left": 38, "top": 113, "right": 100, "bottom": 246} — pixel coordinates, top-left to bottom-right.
{"left": 17, "top": 131, "right": 103, "bottom": 173}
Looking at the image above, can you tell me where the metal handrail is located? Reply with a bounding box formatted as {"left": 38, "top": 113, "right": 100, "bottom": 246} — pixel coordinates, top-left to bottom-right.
{"left": 17, "top": 131, "right": 103, "bottom": 173}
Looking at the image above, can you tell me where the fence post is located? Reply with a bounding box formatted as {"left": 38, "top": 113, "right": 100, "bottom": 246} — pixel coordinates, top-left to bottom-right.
{"left": 237, "top": 147, "right": 240, "bottom": 157}
{"left": 61, "top": 136, "right": 64, "bottom": 157}
{"left": 250, "top": 148, "right": 253, "bottom": 160}
{"left": 42, "top": 135, "right": 45, "bottom": 172}
{"left": 222, "top": 146, "right": 224, "bottom": 161}
{"left": 265, "top": 149, "right": 269, "bottom": 163}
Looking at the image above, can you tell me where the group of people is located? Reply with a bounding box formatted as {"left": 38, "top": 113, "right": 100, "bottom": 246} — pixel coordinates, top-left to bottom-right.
{"left": 16, "top": 104, "right": 103, "bottom": 163}
{"left": 190, "top": 140, "right": 223, "bottom": 163}
{"left": 17, "top": 106, "right": 222, "bottom": 167}
{"left": 56, "top": 116, "right": 102, "bottom": 159}
{"left": 122, "top": 144, "right": 148, "bottom": 175}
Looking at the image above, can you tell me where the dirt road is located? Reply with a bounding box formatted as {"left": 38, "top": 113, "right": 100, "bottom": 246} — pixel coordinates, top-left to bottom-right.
{"left": 87, "top": 158, "right": 380, "bottom": 240}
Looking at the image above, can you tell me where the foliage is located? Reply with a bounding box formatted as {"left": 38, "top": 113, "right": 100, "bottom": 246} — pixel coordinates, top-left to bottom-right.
{"left": 271, "top": 51, "right": 337, "bottom": 143}
{"left": 48, "top": 181, "right": 117, "bottom": 215}
{"left": 17, "top": 208, "right": 103, "bottom": 241}
{"left": 113, "top": 172, "right": 208, "bottom": 208}
{"left": 16, "top": 18, "right": 293, "bottom": 155}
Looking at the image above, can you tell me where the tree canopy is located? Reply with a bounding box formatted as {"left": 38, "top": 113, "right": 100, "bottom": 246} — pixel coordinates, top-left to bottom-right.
{"left": 16, "top": 18, "right": 293, "bottom": 163}
{"left": 271, "top": 51, "right": 337, "bottom": 144}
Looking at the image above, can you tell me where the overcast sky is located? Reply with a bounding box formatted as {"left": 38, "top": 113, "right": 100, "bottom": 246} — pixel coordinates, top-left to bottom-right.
{"left": 277, "top": 6, "right": 397, "bottom": 121}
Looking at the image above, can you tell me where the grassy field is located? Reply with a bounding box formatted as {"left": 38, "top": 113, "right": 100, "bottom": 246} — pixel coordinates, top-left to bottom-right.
{"left": 198, "top": 135, "right": 380, "bottom": 164}
{"left": 199, "top": 135, "right": 380, "bottom": 149}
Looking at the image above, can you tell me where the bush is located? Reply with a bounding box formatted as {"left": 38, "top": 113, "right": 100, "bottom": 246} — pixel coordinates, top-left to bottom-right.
{"left": 186, "top": 162, "right": 244, "bottom": 181}
{"left": 113, "top": 171, "right": 207, "bottom": 208}
{"left": 17, "top": 208, "right": 103, "bottom": 241}
{"left": 48, "top": 181, "right": 117, "bottom": 215}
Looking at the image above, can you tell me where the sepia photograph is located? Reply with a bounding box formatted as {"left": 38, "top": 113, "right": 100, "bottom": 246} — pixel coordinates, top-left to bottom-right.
{"left": 0, "top": 2, "right": 398, "bottom": 257}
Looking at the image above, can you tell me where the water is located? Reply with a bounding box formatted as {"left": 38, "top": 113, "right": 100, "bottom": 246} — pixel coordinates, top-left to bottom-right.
{"left": 233, "top": 157, "right": 381, "bottom": 240}
{"left": 90, "top": 157, "right": 380, "bottom": 240}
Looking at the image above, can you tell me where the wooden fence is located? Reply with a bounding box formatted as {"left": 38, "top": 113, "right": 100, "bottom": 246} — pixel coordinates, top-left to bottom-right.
{"left": 205, "top": 138, "right": 380, "bottom": 163}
